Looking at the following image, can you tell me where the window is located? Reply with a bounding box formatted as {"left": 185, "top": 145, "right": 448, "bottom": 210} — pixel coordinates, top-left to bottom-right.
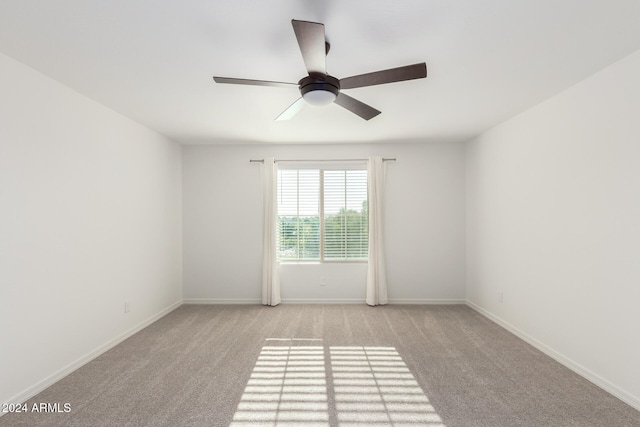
{"left": 277, "top": 163, "right": 368, "bottom": 261}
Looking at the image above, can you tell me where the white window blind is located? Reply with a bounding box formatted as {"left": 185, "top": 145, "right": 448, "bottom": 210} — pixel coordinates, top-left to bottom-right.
{"left": 277, "top": 169, "right": 320, "bottom": 260}
{"left": 323, "top": 170, "right": 368, "bottom": 259}
{"left": 277, "top": 164, "right": 368, "bottom": 261}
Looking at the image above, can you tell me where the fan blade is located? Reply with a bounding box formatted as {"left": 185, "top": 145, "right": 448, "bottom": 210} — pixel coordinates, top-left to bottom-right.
{"left": 291, "top": 20, "right": 326, "bottom": 75}
{"left": 334, "top": 93, "right": 381, "bottom": 120}
{"left": 276, "top": 97, "right": 306, "bottom": 121}
{"left": 339, "top": 63, "right": 427, "bottom": 89}
{"left": 213, "top": 76, "right": 297, "bottom": 88}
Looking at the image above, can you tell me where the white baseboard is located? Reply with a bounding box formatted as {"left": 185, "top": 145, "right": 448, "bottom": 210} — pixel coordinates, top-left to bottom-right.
{"left": 3, "top": 299, "right": 183, "bottom": 409}
{"left": 282, "top": 298, "right": 364, "bottom": 304}
{"left": 465, "top": 300, "right": 640, "bottom": 412}
{"left": 183, "top": 298, "right": 262, "bottom": 304}
{"left": 183, "top": 298, "right": 467, "bottom": 305}
{"left": 389, "top": 298, "right": 465, "bottom": 305}
{"left": 183, "top": 298, "right": 364, "bottom": 305}
{"left": 183, "top": 298, "right": 466, "bottom": 305}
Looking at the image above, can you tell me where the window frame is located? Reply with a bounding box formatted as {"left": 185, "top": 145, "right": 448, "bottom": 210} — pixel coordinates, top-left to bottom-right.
{"left": 277, "top": 162, "right": 368, "bottom": 263}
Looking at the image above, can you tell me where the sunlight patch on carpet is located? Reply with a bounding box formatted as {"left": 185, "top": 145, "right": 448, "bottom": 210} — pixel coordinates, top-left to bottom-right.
{"left": 230, "top": 345, "right": 329, "bottom": 426}
{"left": 331, "top": 346, "right": 445, "bottom": 426}
{"left": 230, "top": 343, "right": 446, "bottom": 426}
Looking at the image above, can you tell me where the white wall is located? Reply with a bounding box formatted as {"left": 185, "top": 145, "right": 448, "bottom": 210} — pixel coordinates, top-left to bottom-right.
{"left": 182, "top": 142, "right": 465, "bottom": 303}
{"left": 466, "top": 50, "right": 640, "bottom": 408}
{"left": 0, "top": 53, "right": 183, "bottom": 405}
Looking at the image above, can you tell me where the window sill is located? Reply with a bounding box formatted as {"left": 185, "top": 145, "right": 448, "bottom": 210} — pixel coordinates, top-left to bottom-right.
{"left": 279, "top": 260, "right": 368, "bottom": 265}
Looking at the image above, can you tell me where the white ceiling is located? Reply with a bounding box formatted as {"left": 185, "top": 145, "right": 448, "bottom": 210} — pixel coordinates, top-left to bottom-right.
{"left": 1, "top": 1, "right": 640, "bottom": 145}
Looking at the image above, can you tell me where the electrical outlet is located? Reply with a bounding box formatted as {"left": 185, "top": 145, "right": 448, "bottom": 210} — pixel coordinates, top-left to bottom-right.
{"left": 124, "top": 302, "right": 131, "bottom": 313}
{"left": 498, "top": 292, "right": 503, "bottom": 303}
{"left": 320, "top": 276, "right": 327, "bottom": 286}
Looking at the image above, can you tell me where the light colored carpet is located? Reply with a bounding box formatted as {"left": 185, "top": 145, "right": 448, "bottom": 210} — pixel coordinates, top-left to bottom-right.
{"left": 1, "top": 304, "right": 638, "bottom": 426}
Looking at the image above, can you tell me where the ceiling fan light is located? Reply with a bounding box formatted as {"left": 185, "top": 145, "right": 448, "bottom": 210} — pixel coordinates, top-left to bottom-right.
{"left": 299, "top": 75, "right": 340, "bottom": 107}
{"left": 302, "top": 89, "right": 337, "bottom": 106}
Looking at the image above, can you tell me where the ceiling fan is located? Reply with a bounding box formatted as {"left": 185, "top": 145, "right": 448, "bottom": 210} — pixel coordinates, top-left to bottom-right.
{"left": 213, "top": 19, "right": 427, "bottom": 121}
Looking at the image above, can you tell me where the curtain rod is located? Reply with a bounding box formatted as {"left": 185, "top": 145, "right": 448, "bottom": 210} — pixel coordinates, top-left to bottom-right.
{"left": 249, "top": 158, "right": 396, "bottom": 163}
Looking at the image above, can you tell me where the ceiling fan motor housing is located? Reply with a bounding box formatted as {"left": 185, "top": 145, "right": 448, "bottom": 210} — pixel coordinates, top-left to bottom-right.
{"left": 299, "top": 74, "right": 340, "bottom": 105}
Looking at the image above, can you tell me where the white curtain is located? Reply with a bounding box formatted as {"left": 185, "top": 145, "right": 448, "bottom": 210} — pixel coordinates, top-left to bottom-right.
{"left": 366, "top": 156, "right": 388, "bottom": 306}
{"left": 261, "top": 157, "right": 281, "bottom": 306}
